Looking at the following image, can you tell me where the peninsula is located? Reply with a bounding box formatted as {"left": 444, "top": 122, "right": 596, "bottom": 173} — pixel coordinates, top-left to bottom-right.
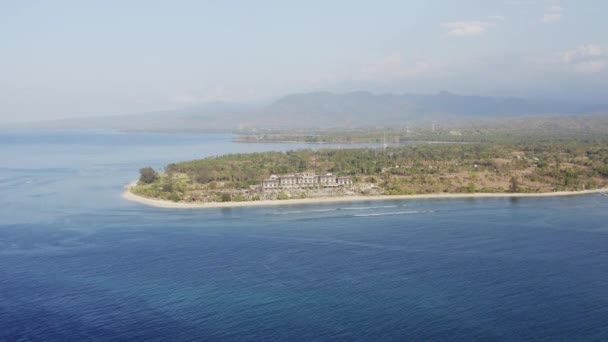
{"left": 125, "top": 142, "right": 608, "bottom": 208}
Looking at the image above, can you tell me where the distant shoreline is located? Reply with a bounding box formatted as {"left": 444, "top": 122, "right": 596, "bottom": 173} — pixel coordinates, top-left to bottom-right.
{"left": 122, "top": 181, "right": 608, "bottom": 209}
{"left": 233, "top": 138, "right": 471, "bottom": 145}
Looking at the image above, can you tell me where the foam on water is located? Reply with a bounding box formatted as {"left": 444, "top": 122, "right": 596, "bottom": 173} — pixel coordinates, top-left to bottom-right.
{"left": 270, "top": 204, "right": 406, "bottom": 216}
{"left": 271, "top": 208, "right": 336, "bottom": 215}
{"left": 353, "top": 210, "right": 434, "bottom": 217}
{"left": 340, "top": 205, "right": 401, "bottom": 210}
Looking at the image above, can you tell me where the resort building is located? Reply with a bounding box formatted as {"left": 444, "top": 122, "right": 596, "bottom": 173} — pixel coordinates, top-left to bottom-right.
{"left": 261, "top": 172, "right": 352, "bottom": 190}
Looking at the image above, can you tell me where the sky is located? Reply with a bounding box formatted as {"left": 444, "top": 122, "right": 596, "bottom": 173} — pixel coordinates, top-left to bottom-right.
{"left": 1, "top": 0, "right": 607, "bottom": 123}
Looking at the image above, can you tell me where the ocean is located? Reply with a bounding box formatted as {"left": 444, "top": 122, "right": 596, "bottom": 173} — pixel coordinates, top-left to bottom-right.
{"left": 1, "top": 130, "right": 607, "bottom": 341}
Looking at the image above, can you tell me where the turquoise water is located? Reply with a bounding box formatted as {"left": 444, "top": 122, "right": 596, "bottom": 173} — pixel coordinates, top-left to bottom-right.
{"left": 1, "top": 131, "right": 608, "bottom": 341}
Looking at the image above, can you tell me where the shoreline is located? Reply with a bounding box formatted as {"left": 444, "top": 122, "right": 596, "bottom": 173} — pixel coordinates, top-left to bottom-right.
{"left": 122, "top": 181, "right": 608, "bottom": 209}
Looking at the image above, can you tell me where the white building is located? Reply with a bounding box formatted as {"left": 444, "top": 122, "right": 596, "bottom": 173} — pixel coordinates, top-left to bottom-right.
{"left": 261, "top": 172, "right": 352, "bottom": 190}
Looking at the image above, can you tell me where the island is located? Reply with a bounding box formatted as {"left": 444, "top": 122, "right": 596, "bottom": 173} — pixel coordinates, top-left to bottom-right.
{"left": 124, "top": 142, "right": 608, "bottom": 208}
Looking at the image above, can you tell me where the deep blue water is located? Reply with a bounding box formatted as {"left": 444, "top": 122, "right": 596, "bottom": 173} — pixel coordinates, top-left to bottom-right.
{"left": 1, "top": 130, "right": 608, "bottom": 341}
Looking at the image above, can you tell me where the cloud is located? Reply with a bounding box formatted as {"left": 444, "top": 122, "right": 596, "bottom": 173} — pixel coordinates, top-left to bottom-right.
{"left": 541, "top": 5, "right": 563, "bottom": 23}
{"left": 559, "top": 44, "right": 607, "bottom": 73}
{"left": 560, "top": 44, "right": 603, "bottom": 63}
{"left": 442, "top": 21, "right": 493, "bottom": 37}
{"left": 574, "top": 60, "right": 607, "bottom": 74}
{"left": 541, "top": 13, "right": 562, "bottom": 22}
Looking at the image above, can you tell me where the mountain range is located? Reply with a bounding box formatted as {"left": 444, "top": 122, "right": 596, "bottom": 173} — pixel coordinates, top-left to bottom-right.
{"left": 8, "top": 91, "right": 608, "bottom": 132}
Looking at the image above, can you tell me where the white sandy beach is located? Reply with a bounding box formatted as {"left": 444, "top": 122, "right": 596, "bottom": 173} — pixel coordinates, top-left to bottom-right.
{"left": 122, "top": 181, "right": 608, "bottom": 209}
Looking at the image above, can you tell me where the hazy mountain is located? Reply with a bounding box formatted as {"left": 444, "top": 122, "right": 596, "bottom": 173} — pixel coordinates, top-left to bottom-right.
{"left": 7, "top": 92, "right": 608, "bottom": 132}
{"left": 6, "top": 102, "right": 256, "bottom": 132}
{"left": 239, "top": 91, "right": 608, "bottom": 129}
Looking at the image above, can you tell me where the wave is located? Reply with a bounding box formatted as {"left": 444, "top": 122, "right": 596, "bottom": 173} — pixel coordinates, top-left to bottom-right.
{"left": 340, "top": 205, "right": 401, "bottom": 210}
{"left": 270, "top": 204, "right": 407, "bottom": 215}
{"left": 354, "top": 210, "right": 434, "bottom": 217}
{"left": 271, "top": 208, "right": 336, "bottom": 215}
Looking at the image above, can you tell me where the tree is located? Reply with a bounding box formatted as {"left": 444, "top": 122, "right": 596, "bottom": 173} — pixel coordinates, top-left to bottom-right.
{"left": 139, "top": 167, "right": 159, "bottom": 184}
{"left": 162, "top": 179, "right": 174, "bottom": 192}
{"left": 509, "top": 176, "right": 519, "bottom": 193}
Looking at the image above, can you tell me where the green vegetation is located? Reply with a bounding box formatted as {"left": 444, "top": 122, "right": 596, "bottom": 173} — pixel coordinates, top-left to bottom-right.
{"left": 139, "top": 167, "right": 159, "bottom": 184}
{"left": 235, "top": 115, "right": 608, "bottom": 145}
{"left": 509, "top": 177, "right": 519, "bottom": 193}
{"left": 131, "top": 139, "right": 608, "bottom": 203}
